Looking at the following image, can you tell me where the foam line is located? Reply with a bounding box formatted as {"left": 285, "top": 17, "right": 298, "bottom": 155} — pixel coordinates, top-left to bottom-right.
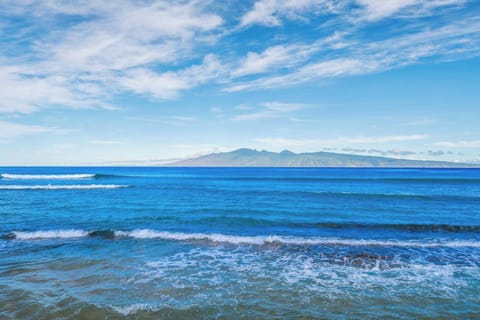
{"left": 0, "top": 184, "right": 129, "bottom": 190}
{"left": 117, "top": 230, "right": 480, "bottom": 247}
{"left": 4, "top": 229, "right": 480, "bottom": 247}
{"left": 13, "top": 229, "right": 89, "bottom": 239}
{"left": 1, "top": 173, "right": 95, "bottom": 179}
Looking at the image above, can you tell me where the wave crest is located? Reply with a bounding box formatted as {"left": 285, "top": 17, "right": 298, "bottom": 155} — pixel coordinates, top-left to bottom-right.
{"left": 1, "top": 173, "right": 96, "bottom": 179}
{"left": 3, "top": 229, "right": 479, "bottom": 248}
{"left": 116, "top": 230, "right": 480, "bottom": 247}
{"left": 0, "top": 184, "right": 129, "bottom": 190}
{"left": 13, "top": 229, "right": 89, "bottom": 240}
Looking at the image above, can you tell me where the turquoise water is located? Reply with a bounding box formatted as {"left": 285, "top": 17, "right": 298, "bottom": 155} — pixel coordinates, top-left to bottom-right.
{"left": 1, "top": 167, "right": 480, "bottom": 319}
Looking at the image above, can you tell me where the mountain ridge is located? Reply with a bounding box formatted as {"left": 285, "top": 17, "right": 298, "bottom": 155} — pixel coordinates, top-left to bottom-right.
{"left": 166, "top": 148, "right": 477, "bottom": 168}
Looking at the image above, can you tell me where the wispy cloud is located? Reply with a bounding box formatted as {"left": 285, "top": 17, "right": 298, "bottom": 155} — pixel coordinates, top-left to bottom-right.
{"left": 128, "top": 115, "right": 196, "bottom": 126}
{"left": 90, "top": 140, "right": 122, "bottom": 145}
{"left": 0, "top": 1, "right": 223, "bottom": 113}
{"left": 231, "top": 44, "right": 316, "bottom": 77}
{"left": 118, "top": 54, "right": 224, "bottom": 99}
{"left": 255, "top": 134, "right": 428, "bottom": 147}
{"left": 0, "top": 0, "right": 478, "bottom": 114}
{"left": 0, "top": 67, "right": 117, "bottom": 114}
{"left": 226, "top": 16, "right": 480, "bottom": 91}
{"left": 226, "top": 58, "right": 367, "bottom": 91}
{"left": 239, "top": 0, "right": 466, "bottom": 27}
{"left": 0, "top": 120, "right": 55, "bottom": 138}
{"left": 239, "top": 0, "right": 346, "bottom": 27}
{"left": 403, "top": 118, "right": 437, "bottom": 126}
{"left": 263, "top": 102, "right": 307, "bottom": 112}
{"left": 231, "top": 101, "right": 308, "bottom": 121}
{"left": 354, "top": 0, "right": 467, "bottom": 21}
{"left": 210, "top": 107, "right": 223, "bottom": 113}
{"left": 342, "top": 147, "right": 418, "bottom": 156}
{"left": 435, "top": 140, "right": 480, "bottom": 147}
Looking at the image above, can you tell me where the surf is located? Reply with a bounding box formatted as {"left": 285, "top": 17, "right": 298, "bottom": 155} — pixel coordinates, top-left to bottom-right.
{"left": 0, "top": 184, "right": 129, "bottom": 190}
{"left": 0, "top": 173, "right": 96, "bottom": 179}
{"left": 3, "top": 229, "right": 480, "bottom": 248}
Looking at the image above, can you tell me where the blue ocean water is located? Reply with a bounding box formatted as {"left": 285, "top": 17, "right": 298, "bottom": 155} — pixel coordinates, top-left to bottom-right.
{"left": 1, "top": 167, "right": 479, "bottom": 319}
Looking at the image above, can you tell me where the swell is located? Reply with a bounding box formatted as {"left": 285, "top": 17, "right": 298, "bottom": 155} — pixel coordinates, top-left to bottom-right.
{"left": 0, "top": 184, "right": 129, "bottom": 190}
{"left": 213, "top": 177, "right": 480, "bottom": 184}
{"left": 0, "top": 173, "right": 130, "bottom": 180}
{"left": 241, "top": 189, "right": 480, "bottom": 202}
{"left": 309, "top": 222, "right": 480, "bottom": 232}
{"left": 194, "top": 217, "right": 480, "bottom": 233}
{"left": 2, "top": 229, "right": 480, "bottom": 247}
{"left": 1, "top": 173, "right": 96, "bottom": 179}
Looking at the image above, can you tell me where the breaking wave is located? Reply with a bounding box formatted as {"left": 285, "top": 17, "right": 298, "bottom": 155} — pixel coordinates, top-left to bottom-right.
{"left": 0, "top": 184, "right": 129, "bottom": 190}
{"left": 2, "top": 229, "right": 480, "bottom": 248}
{"left": 1, "top": 173, "right": 96, "bottom": 179}
{"left": 8, "top": 229, "right": 89, "bottom": 240}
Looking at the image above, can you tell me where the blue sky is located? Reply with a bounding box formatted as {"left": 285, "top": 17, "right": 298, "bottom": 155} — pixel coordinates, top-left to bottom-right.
{"left": 0, "top": 0, "right": 479, "bottom": 165}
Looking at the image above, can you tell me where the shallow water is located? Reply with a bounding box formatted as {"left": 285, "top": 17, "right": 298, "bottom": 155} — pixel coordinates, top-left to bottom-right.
{"left": 1, "top": 167, "right": 479, "bottom": 319}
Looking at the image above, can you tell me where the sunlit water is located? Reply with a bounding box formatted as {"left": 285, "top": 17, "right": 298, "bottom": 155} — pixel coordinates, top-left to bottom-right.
{"left": 1, "top": 167, "right": 480, "bottom": 319}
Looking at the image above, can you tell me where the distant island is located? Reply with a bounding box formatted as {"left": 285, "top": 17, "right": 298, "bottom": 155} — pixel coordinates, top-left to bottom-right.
{"left": 167, "top": 148, "right": 477, "bottom": 168}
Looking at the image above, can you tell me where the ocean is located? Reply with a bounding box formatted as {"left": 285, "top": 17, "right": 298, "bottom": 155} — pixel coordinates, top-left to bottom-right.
{"left": 1, "top": 167, "right": 479, "bottom": 319}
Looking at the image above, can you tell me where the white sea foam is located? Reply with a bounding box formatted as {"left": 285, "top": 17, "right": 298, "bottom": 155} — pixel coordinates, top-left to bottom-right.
{"left": 116, "top": 229, "right": 480, "bottom": 248}
{"left": 1, "top": 173, "right": 96, "bottom": 179}
{"left": 13, "top": 229, "right": 89, "bottom": 239}
{"left": 110, "top": 303, "right": 160, "bottom": 316}
{"left": 5, "top": 229, "right": 480, "bottom": 247}
{"left": 0, "top": 184, "right": 128, "bottom": 190}
{"left": 133, "top": 246, "right": 480, "bottom": 304}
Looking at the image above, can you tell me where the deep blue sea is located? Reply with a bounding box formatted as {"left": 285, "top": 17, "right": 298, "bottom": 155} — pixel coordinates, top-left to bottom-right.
{"left": 1, "top": 167, "right": 480, "bottom": 319}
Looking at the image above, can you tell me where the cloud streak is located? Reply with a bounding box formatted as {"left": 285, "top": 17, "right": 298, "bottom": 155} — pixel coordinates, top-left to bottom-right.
{"left": 435, "top": 140, "right": 480, "bottom": 147}
{"left": 0, "top": 121, "right": 55, "bottom": 138}
{"left": 255, "top": 134, "right": 428, "bottom": 147}
{"left": 239, "top": 0, "right": 467, "bottom": 27}
{"left": 231, "top": 101, "right": 308, "bottom": 121}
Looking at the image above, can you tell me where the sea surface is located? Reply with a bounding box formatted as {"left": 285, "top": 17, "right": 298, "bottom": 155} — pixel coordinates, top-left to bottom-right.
{"left": 1, "top": 167, "right": 480, "bottom": 319}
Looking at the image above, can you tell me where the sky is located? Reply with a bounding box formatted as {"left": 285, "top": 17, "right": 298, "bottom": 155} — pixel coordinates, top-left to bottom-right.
{"left": 0, "top": 0, "right": 479, "bottom": 165}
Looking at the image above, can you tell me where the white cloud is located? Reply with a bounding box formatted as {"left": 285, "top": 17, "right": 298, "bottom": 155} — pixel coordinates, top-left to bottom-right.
{"left": 119, "top": 69, "right": 189, "bottom": 100}
{"left": 127, "top": 115, "right": 196, "bottom": 127}
{"left": 240, "top": 0, "right": 466, "bottom": 28}
{"left": 231, "top": 31, "right": 350, "bottom": 79}
{"left": 239, "top": 0, "right": 466, "bottom": 27}
{"left": 403, "top": 118, "right": 437, "bottom": 126}
{"left": 90, "top": 140, "right": 121, "bottom": 145}
{"left": 0, "top": 1, "right": 223, "bottom": 113}
{"left": 435, "top": 140, "right": 480, "bottom": 147}
{"left": 355, "top": 0, "right": 419, "bottom": 21}
{"left": 33, "top": 2, "right": 223, "bottom": 74}
{"left": 339, "top": 134, "right": 429, "bottom": 144}
{"left": 0, "top": 67, "right": 116, "bottom": 114}
{"left": 0, "top": 121, "right": 55, "bottom": 138}
{"left": 231, "top": 101, "right": 307, "bottom": 121}
{"left": 232, "top": 44, "right": 314, "bottom": 77}
{"left": 0, "top": 0, "right": 477, "bottom": 115}
{"left": 240, "top": 0, "right": 339, "bottom": 27}
{"left": 263, "top": 102, "right": 307, "bottom": 112}
{"left": 118, "top": 54, "right": 223, "bottom": 99}
{"left": 255, "top": 134, "right": 428, "bottom": 147}
{"left": 355, "top": 0, "right": 466, "bottom": 21}
{"left": 226, "top": 58, "right": 367, "bottom": 91}
{"left": 226, "top": 16, "right": 480, "bottom": 91}
{"left": 231, "top": 112, "right": 275, "bottom": 121}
